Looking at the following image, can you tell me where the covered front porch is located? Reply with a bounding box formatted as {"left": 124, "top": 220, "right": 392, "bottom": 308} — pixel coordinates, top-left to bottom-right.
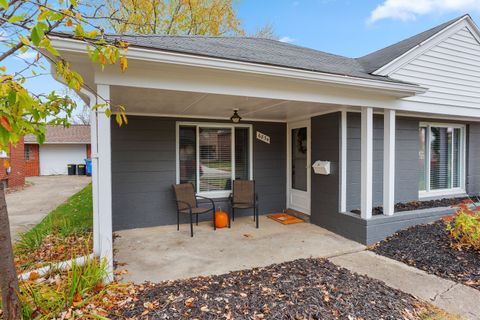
{"left": 114, "top": 215, "right": 365, "bottom": 283}
{"left": 78, "top": 52, "right": 472, "bottom": 279}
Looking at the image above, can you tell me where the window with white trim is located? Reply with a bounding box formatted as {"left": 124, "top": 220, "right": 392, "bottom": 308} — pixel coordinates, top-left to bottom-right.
{"left": 419, "top": 123, "right": 465, "bottom": 196}
{"left": 177, "top": 123, "right": 252, "bottom": 197}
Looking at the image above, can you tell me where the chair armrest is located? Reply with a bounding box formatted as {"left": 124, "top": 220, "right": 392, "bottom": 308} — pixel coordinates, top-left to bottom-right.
{"left": 196, "top": 195, "right": 215, "bottom": 207}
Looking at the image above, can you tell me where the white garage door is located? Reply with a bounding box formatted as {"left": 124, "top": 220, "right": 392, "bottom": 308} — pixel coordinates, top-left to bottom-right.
{"left": 39, "top": 144, "right": 87, "bottom": 175}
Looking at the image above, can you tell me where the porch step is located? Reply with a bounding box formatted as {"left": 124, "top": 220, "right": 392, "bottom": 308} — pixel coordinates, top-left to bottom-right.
{"left": 286, "top": 208, "right": 310, "bottom": 223}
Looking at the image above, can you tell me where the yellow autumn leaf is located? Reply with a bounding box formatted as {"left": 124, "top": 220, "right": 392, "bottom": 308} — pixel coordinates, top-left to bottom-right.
{"left": 98, "top": 53, "right": 106, "bottom": 65}
{"left": 120, "top": 56, "right": 128, "bottom": 72}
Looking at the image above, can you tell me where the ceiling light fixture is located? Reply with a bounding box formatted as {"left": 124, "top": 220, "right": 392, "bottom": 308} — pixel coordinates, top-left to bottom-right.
{"left": 230, "top": 109, "right": 242, "bottom": 123}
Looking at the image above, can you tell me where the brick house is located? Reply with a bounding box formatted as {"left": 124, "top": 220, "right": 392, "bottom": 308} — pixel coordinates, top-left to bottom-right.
{"left": 24, "top": 125, "right": 91, "bottom": 176}
{"left": 0, "top": 139, "right": 26, "bottom": 188}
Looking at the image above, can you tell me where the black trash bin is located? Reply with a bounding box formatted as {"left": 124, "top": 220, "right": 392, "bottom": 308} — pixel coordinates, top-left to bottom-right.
{"left": 77, "top": 164, "right": 86, "bottom": 175}
{"left": 67, "top": 164, "right": 77, "bottom": 175}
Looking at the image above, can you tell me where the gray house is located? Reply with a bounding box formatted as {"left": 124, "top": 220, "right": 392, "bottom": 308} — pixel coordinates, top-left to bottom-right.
{"left": 50, "top": 15, "right": 480, "bottom": 275}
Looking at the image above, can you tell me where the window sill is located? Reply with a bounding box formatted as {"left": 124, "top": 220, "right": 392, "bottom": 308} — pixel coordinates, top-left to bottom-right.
{"left": 419, "top": 188, "right": 467, "bottom": 199}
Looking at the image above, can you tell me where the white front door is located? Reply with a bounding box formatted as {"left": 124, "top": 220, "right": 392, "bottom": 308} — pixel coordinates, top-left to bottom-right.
{"left": 287, "top": 120, "right": 311, "bottom": 215}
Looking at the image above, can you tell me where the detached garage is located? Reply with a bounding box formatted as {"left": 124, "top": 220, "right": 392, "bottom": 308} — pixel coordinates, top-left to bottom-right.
{"left": 24, "top": 125, "right": 91, "bottom": 176}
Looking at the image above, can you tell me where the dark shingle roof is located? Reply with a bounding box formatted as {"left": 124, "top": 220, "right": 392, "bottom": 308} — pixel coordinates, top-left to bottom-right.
{"left": 50, "top": 15, "right": 469, "bottom": 82}
{"left": 101, "top": 34, "right": 401, "bottom": 82}
{"left": 357, "top": 15, "right": 466, "bottom": 73}
{"left": 24, "top": 125, "right": 90, "bottom": 144}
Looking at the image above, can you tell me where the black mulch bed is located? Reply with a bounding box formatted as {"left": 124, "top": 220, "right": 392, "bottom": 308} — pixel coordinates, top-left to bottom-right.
{"left": 351, "top": 196, "right": 473, "bottom": 216}
{"left": 371, "top": 220, "right": 480, "bottom": 291}
{"left": 110, "top": 258, "right": 429, "bottom": 320}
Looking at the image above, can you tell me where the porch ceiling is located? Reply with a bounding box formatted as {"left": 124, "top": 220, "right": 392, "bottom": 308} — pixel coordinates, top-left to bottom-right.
{"left": 110, "top": 85, "right": 345, "bottom": 122}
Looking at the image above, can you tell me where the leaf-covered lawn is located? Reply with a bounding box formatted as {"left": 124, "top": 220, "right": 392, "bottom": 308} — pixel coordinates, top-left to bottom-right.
{"left": 14, "top": 184, "right": 93, "bottom": 272}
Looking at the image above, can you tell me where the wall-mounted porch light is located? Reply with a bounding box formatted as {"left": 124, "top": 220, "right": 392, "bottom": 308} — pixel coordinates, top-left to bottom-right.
{"left": 230, "top": 109, "right": 242, "bottom": 123}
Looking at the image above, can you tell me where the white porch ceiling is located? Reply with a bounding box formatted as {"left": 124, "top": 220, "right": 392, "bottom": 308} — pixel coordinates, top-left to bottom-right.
{"left": 110, "top": 86, "right": 345, "bottom": 122}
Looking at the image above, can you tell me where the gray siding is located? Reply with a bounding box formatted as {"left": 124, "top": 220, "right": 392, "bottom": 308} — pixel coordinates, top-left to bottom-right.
{"left": 346, "top": 113, "right": 419, "bottom": 211}
{"left": 111, "top": 116, "right": 286, "bottom": 231}
{"left": 309, "top": 113, "right": 367, "bottom": 241}
{"left": 467, "top": 123, "right": 480, "bottom": 195}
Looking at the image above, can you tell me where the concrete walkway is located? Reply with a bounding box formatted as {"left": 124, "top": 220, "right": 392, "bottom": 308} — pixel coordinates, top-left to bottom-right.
{"left": 330, "top": 251, "right": 480, "bottom": 320}
{"left": 7, "top": 176, "right": 91, "bottom": 240}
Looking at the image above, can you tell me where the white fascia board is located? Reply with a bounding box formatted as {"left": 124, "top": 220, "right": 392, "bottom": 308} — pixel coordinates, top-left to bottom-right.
{"left": 374, "top": 16, "right": 479, "bottom": 76}
{"left": 50, "top": 36, "right": 426, "bottom": 97}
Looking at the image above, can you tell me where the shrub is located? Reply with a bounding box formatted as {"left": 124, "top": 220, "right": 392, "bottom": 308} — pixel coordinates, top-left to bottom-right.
{"left": 443, "top": 200, "right": 480, "bottom": 251}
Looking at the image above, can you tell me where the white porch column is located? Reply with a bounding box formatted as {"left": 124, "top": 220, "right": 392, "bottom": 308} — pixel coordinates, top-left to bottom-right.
{"left": 361, "top": 107, "right": 373, "bottom": 219}
{"left": 383, "top": 109, "right": 396, "bottom": 216}
{"left": 96, "top": 84, "right": 113, "bottom": 281}
{"left": 339, "top": 110, "right": 347, "bottom": 213}
{"left": 90, "top": 101, "right": 100, "bottom": 256}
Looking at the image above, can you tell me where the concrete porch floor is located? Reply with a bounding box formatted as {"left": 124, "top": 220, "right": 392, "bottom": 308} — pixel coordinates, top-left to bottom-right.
{"left": 114, "top": 216, "right": 365, "bottom": 283}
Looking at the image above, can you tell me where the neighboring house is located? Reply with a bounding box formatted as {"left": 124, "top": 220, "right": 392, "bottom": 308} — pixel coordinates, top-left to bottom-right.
{"left": 0, "top": 140, "right": 25, "bottom": 188}
{"left": 24, "top": 125, "right": 91, "bottom": 176}
{"left": 49, "top": 15, "right": 480, "bottom": 273}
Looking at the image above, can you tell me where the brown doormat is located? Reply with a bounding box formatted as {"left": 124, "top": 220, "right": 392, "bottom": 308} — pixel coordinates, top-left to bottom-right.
{"left": 268, "top": 213, "right": 304, "bottom": 225}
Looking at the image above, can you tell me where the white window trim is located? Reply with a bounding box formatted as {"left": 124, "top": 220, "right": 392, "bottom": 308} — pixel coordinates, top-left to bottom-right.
{"left": 419, "top": 122, "right": 466, "bottom": 198}
{"left": 176, "top": 122, "right": 253, "bottom": 198}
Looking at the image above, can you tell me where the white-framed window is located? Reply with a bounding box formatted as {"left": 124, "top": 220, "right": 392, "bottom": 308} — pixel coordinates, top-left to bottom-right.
{"left": 176, "top": 122, "right": 253, "bottom": 198}
{"left": 419, "top": 122, "right": 466, "bottom": 197}
{"left": 24, "top": 145, "right": 30, "bottom": 160}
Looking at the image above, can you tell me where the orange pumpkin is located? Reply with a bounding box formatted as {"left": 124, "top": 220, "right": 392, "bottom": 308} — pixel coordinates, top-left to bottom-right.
{"left": 215, "top": 210, "right": 229, "bottom": 228}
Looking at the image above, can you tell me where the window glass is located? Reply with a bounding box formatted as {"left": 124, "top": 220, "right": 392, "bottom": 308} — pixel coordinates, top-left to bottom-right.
{"left": 199, "top": 127, "right": 232, "bottom": 192}
{"left": 418, "top": 127, "right": 427, "bottom": 191}
{"left": 291, "top": 127, "right": 307, "bottom": 191}
{"left": 235, "top": 127, "right": 250, "bottom": 181}
{"left": 24, "top": 145, "right": 30, "bottom": 160}
{"left": 430, "top": 127, "right": 450, "bottom": 190}
{"left": 179, "top": 126, "right": 196, "bottom": 186}
{"left": 453, "top": 128, "right": 461, "bottom": 188}
{"left": 179, "top": 124, "right": 251, "bottom": 194}
{"left": 419, "top": 124, "right": 464, "bottom": 193}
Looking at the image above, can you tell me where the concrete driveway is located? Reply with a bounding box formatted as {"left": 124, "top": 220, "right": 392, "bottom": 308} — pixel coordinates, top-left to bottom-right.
{"left": 7, "top": 176, "right": 91, "bottom": 240}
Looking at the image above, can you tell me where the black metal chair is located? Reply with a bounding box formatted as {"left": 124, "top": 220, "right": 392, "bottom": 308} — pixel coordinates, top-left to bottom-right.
{"left": 172, "top": 183, "right": 216, "bottom": 237}
{"left": 229, "top": 180, "right": 259, "bottom": 228}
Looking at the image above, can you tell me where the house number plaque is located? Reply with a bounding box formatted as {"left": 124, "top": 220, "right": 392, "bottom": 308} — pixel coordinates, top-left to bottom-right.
{"left": 256, "top": 131, "right": 270, "bottom": 144}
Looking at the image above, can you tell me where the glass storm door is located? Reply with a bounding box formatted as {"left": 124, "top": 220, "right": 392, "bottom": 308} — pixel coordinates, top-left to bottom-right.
{"left": 287, "top": 120, "right": 311, "bottom": 215}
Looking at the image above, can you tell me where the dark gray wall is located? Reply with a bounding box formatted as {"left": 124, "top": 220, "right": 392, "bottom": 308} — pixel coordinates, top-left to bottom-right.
{"left": 309, "top": 113, "right": 367, "bottom": 242}
{"left": 346, "top": 113, "right": 420, "bottom": 211}
{"left": 111, "top": 116, "right": 286, "bottom": 231}
{"left": 467, "top": 123, "right": 480, "bottom": 195}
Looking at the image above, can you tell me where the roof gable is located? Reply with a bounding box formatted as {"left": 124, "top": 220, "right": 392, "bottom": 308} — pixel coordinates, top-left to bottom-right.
{"left": 24, "top": 125, "right": 90, "bottom": 144}
{"left": 358, "top": 15, "right": 480, "bottom": 75}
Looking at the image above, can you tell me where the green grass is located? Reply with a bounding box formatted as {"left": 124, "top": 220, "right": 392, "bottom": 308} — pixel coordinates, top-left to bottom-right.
{"left": 203, "top": 161, "right": 232, "bottom": 170}
{"left": 16, "top": 184, "right": 93, "bottom": 254}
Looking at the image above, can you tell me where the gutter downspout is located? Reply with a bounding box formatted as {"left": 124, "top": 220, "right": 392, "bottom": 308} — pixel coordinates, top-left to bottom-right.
{"left": 80, "top": 88, "right": 100, "bottom": 257}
